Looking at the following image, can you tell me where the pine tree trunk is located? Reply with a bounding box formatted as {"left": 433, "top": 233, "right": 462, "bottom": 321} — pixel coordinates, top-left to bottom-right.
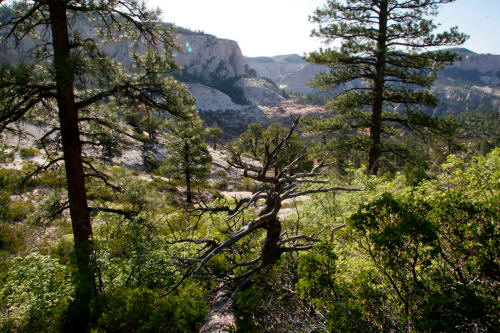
{"left": 48, "top": 0, "right": 94, "bottom": 329}
{"left": 368, "top": 0, "right": 389, "bottom": 176}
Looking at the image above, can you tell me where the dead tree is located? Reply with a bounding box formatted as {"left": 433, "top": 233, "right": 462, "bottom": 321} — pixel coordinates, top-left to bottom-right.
{"left": 169, "top": 118, "right": 361, "bottom": 333}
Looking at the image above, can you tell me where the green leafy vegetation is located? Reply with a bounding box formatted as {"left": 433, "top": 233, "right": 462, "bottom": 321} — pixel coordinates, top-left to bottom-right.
{"left": 237, "top": 149, "right": 499, "bottom": 332}
{"left": 1, "top": 112, "right": 498, "bottom": 333}
{"left": 457, "top": 110, "right": 500, "bottom": 154}
{"left": 19, "top": 147, "right": 40, "bottom": 159}
{"left": 0, "top": 0, "right": 498, "bottom": 332}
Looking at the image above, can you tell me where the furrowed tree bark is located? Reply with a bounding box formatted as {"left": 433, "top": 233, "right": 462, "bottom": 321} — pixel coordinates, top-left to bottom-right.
{"left": 368, "top": 0, "right": 389, "bottom": 176}
{"left": 48, "top": 0, "right": 94, "bottom": 330}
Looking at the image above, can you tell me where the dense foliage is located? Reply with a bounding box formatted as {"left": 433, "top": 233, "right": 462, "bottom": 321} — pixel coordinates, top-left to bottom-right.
{"left": 0, "top": 1, "right": 197, "bottom": 329}
{"left": 0, "top": 1, "right": 498, "bottom": 332}
{"left": 236, "top": 149, "right": 499, "bottom": 332}
{"left": 2, "top": 125, "right": 497, "bottom": 331}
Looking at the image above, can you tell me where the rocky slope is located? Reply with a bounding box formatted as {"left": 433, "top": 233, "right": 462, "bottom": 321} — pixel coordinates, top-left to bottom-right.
{"left": 0, "top": 9, "right": 282, "bottom": 108}
{"left": 244, "top": 55, "right": 324, "bottom": 95}
{"left": 187, "top": 84, "right": 244, "bottom": 112}
{"left": 234, "top": 77, "right": 285, "bottom": 106}
{"left": 243, "top": 55, "right": 306, "bottom": 83}
{"left": 172, "top": 29, "right": 287, "bottom": 112}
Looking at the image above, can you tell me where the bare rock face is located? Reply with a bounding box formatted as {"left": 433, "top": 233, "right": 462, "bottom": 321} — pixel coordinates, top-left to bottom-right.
{"left": 244, "top": 55, "right": 326, "bottom": 95}
{"left": 450, "top": 49, "right": 500, "bottom": 74}
{"left": 438, "top": 49, "right": 500, "bottom": 87}
{"left": 234, "top": 77, "right": 285, "bottom": 106}
{"left": 430, "top": 85, "right": 500, "bottom": 116}
{"left": 188, "top": 83, "right": 243, "bottom": 111}
{"left": 245, "top": 48, "right": 500, "bottom": 116}
{"left": 176, "top": 32, "right": 246, "bottom": 82}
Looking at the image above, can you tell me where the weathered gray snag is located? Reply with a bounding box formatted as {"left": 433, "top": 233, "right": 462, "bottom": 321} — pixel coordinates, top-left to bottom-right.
{"left": 170, "top": 118, "right": 361, "bottom": 332}
{"left": 199, "top": 285, "right": 237, "bottom": 333}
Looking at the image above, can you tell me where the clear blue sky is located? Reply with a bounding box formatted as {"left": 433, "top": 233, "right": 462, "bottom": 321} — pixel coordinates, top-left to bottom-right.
{"left": 150, "top": 0, "right": 500, "bottom": 57}
{"left": 437, "top": 0, "right": 500, "bottom": 55}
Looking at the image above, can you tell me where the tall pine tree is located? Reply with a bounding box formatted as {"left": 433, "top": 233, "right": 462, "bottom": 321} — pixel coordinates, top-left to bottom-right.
{"left": 0, "top": 1, "right": 195, "bottom": 329}
{"left": 160, "top": 114, "right": 211, "bottom": 205}
{"left": 306, "top": 0, "right": 467, "bottom": 175}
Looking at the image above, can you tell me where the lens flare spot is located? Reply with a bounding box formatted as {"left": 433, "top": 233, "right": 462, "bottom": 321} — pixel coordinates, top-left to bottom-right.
{"left": 188, "top": 47, "right": 193, "bottom": 53}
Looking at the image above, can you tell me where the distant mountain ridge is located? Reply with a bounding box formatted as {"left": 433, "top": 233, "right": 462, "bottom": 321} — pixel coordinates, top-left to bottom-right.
{"left": 245, "top": 49, "right": 500, "bottom": 115}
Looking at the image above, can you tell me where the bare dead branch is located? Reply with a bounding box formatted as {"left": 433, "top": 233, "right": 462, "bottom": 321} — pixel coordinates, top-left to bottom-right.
{"left": 192, "top": 204, "right": 280, "bottom": 275}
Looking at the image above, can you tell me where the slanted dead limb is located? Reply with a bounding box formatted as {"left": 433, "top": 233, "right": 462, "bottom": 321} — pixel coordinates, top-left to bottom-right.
{"left": 168, "top": 117, "right": 361, "bottom": 332}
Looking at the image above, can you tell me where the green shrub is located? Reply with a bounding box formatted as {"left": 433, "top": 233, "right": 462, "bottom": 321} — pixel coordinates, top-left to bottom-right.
{"left": 20, "top": 147, "right": 40, "bottom": 159}
{"left": 0, "top": 252, "right": 73, "bottom": 332}
{"left": 49, "top": 234, "right": 74, "bottom": 263}
{"left": 0, "top": 149, "right": 14, "bottom": 163}
{"left": 0, "top": 168, "right": 22, "bottom": 192}
{"left": 86, "top": 180, "right": 115, "bottom": 202}
{"left": 236, "top": 177, "right": 256, "bottom": 191}
{"left": 235, "top": 257, "right": 327, "bottom": 332}
{"left": 37, "top": 169, "right": 66, "bottom": 188}
{"left": 0, "top": 221, "right": 25, "bottom": 258}
{"left": 0, "top": 194, "right": 33, "bottom": 223}
{"left": 211, "top": 190, "right": 224, "bottom": 200}
{"left": 214, "top": 178, "right": 229, "bottom": 190}
{"left": 96, "top": 284, "right": 207, "bottom": 333}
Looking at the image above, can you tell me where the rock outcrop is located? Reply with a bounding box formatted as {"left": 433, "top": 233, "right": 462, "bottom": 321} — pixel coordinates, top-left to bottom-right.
{"left": 234, "top": 77, "right": 285, "bottom": 106}
{"left": 187, "top": 83, "right": 243, "bottom": 111}
{"left": 430, "top": 85, "right": 500, "bottom": 116}
{"left": 244, "top": 55, "right": 306, "bottom": 83}
{"left": 176, "top": 31, "right": 246, "bottom": 82}
{"left": 277, "top": 63, "right": 327, "bottom": 95}
{"left": 3, "top": 7, "right": 497, "bottom": 124}
{"left": 244, "top": 55, "right": 322, "bottom": 95}
{"left": 449, "top": 48, "right": 500, "bottom": 74}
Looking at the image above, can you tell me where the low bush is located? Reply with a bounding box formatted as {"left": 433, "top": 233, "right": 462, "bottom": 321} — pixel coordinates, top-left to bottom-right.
{"left": 20, "top": 147, "right": 40, "bottom": 159}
